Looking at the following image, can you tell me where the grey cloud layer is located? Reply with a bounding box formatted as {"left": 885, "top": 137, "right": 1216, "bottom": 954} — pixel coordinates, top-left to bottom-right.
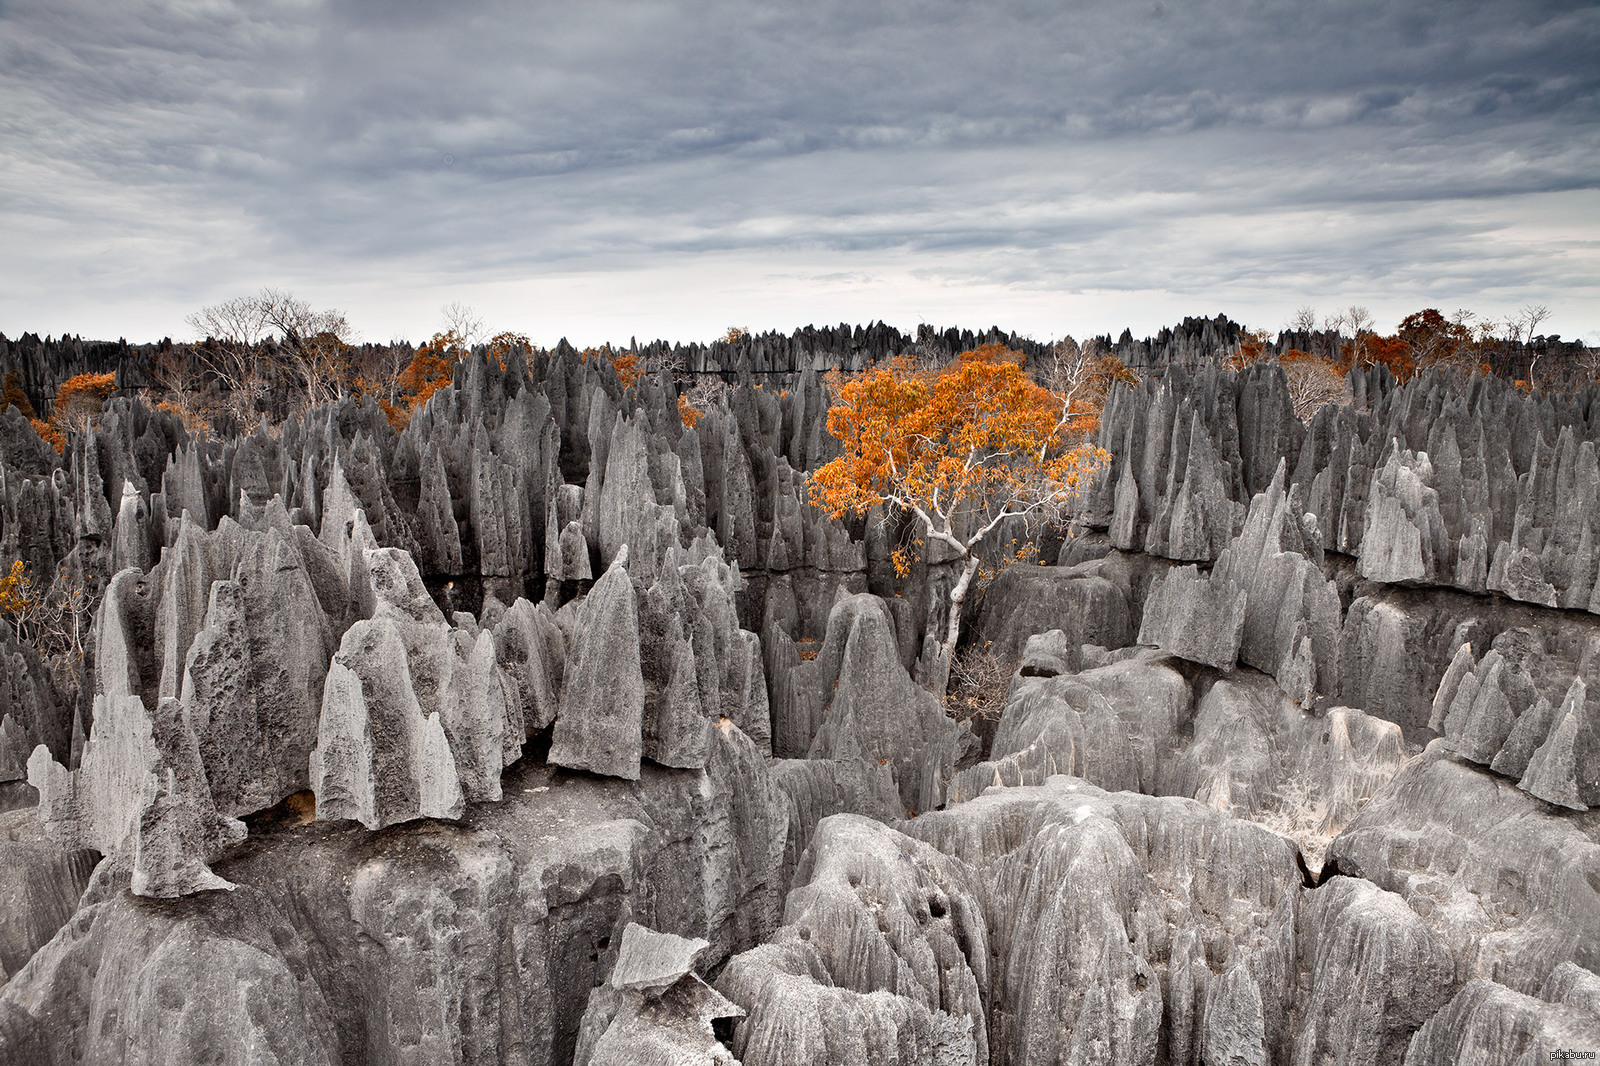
{"left": 0, "top": 0, "right": 1595, "bottom": 337}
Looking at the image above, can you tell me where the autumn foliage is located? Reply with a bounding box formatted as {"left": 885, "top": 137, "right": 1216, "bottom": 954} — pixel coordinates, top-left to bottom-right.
{"left": 678, "top": 394, "right": 702, "bottom": 428}
{"left": 809, "top": 342, "right": 1111, "bottom": 675}
{"left": 3, "top": 370, "right": 35, "bottom": 419}
{"left": 611, "top": 352, "right": 642, "bottom": 389}
{"left": 21, "top": 371, "right": 118, "bottom": 453}
{"left": 485, "top": 331, "right": 531, "bottom": 371}
{"left": 380, "top": 331, "right": 466, "bottom": 429}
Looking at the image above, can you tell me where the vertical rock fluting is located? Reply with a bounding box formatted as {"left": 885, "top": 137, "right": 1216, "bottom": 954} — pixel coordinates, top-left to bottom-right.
{"left": 10, "top": 339, "right": 1600, "bottom": 1062}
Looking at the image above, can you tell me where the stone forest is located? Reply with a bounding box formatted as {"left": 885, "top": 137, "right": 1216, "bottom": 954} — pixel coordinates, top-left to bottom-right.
{"left": 0, "top": 313, "right": 1598, "bottom": 1065}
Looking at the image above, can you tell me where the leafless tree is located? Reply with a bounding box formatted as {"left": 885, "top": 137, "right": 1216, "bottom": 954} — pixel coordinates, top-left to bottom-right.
{"left": 1507, "top": 304, "right": 1553, "bottom": 385}
{"left": 1279, "top": 354, "right": 1348, "bottom": 420}
{"left": 257, "top": 288, "right": 355, "bottom": 410}
{"left": 186, "top": 295, "right": 276, "bottom": 427}
{"left": 1506, "top": 303, "right": 1552, "bottom": 346}
{"left": 688, "top": 377, "right": 726, "bottom": 412}
{"left": 1044, "top": 335, "right": 1087, "bottom": 395}
{"left": 1288, "top": 306, "right": 1319, "bottom": 333}
{"left": 188, "top": 288, "right": 357, "bottom": 420}
{"left": 442, "top": 303, "right": 485, "bottom": 347}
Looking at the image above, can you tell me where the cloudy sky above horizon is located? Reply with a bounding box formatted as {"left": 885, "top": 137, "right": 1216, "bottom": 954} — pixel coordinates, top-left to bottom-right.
{"left": 2, "top": 0, "right": 1596, "bottom": 348}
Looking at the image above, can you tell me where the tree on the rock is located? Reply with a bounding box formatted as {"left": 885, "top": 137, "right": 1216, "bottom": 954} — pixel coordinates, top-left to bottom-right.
{"left": 29, "top": 371, "right": 117, "bottom": 452}
{"left": 256, "top": 289, "right": 354, "bottom": 411}
{"left": 382, "top": 330, "right": 467, "bottom": 428}
{"left": 1044, "top": 337, "right": 1140, "bottom": 433}
{"left": 486, "top": 331, "right": 532, "bottom": 372}
{"left": 809, "top": 342, "right": 1110, "bottom": 681}
{"left": 611, "top": 351, "right": 642, "bottom": 388}
{"left": 0, "top": 559, "right": 91, "bottom": 660}
{"left": 1226, "top": 327, "right": 1276, "bottom": 370}
{"left": 188, "top": 288, "right": 354, "bottom": 421}
{"left": 3, "top": 370, "right": 36, "bottom": 418}
{"left": 1277, "top": 349, "right": 1347, "bottom": 419}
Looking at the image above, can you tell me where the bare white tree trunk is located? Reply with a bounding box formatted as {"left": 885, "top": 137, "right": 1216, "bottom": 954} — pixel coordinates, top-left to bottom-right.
{"left": 940, "top": 552, "right": 982, "bottom": 676}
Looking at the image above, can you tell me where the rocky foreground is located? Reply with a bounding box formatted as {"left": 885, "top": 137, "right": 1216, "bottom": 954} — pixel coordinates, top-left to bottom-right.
{"left": 2, "top": 341, "right": 1600, "bottom": 1064}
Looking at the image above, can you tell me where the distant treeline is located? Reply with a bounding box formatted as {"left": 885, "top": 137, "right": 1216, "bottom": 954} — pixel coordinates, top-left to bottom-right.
{"left": 1, "top": 313, "right": 1592, "bottom": 423}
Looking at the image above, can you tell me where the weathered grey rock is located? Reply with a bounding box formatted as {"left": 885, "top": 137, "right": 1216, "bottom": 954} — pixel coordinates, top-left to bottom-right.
{"left": 1338, "top": 591, "right": 1473, "bottom": 739}
{"left": 1327, "top": 743, "right": 1600, "bottom": 993}
{"left": 1147, "top": 411, "right": 1246, "bottom": 562}
{"left": 1172, "top": 672, "right": 1299, "bottom": 816}
{"left": 111, "top": 478, "right": 153, "bottom": 576}
{"left": 718, "top": 936, "right": 978, "bottom": 1066}
{"left": 0, "top": 807, "right": 97, "bottom": 984}
{"left": 1017, "top": 628, "right": 1075, "bottom": 677}
{"left": 597, "top": 414, "right": 667, "bottom": 576}
{"left": 151, "top": 512, "right": 215, "bottom": 702}
{"left": 28, "top": 695, "right": 156, "bottom": 859}
{"left": 1542, "top": 961, "right": 1600, "bottom": 1015}
{"left": 414, "top": 441, "right": 463, "bottom": 575}
{"left": 0, "top": 885, "right": 341, "bottom": 1066}
{"left": 0, "top": 631, "right": 71, "bottom": 788}
{"left": 124, "top": 717, "right": 778, "bottom": 1066}
{"left": 1491, "top": 694, "right": 1559, "bottom": 781}
{"left": 1402, "top": 979, "right": 1600, "bottom": 1066}
{"left": 769, "top": 757, "right": 900, "bottom": 894}
{"left": 0, "top": 403, "right": 63, "bottom": 476}
{"left": 1293, "top": 876, "right": 1455, "bottom": 1066}
{"left": 95, "top": 567, "right": 159, "bottom": 702}
{"left": 970, "top": 561, "right": 1133, "bottom": 663}
{"left": 803, "top": 594, "right": 961, "bottom": 814}
{"left": 1518, "top": 702, "right": 1600, "bottom": 811}
{"left": 1358, "top": 447, "right": 1438, "bottom": 584}
{"left": 908, "top": 778, "right": 1304, "bottom": 1066}
{"left": 950, "top": 650, "right": 1192, "bottom": 802}
{"left": 492, "top": 596, "right": 565, "bottom": 736}
{"left": 573, "top": 923, "right": 743, "bottom": 1066}
{"left": 1137, "top": 564, "right": 1247, "bottom": 669}
{"left": 1293, "top": 706, "right": 1410, "bottom": 845}
{"left": 1446, "top": 653, "right": 1520, "bottom": 763}
{"left": 550, "top": 556, "right": 645, "bottom": 780}
{"left": 28, "top": 690, "right": 244, "bottom": 898}
{"left": 309, "top": 618, "right": 465, "bottom": 829}
{"left": 770, "top": 815, "right": 988, "bottom": 1060}
{"left": 130, "top": 697, "right": 248, "bottom": 897}
{"left": 639, "top": 557, "right": 716, "bottom": 770}
{"left": 1201, "top": 963, "right": 1267, "bottom": 1066}
{"left": 1211, "top": 463, "right": 1342, "bottom": 702}
{"left": 717, "top": 817, "right": 985, "bottom": 1065}
{"left": 178, "top": 527, "right": 333, "bottom": 816}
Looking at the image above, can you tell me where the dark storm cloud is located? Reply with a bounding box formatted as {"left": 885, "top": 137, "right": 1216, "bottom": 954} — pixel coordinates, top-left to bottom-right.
{"left": 0, "top": 0, "right": 1596, "bottom": 338}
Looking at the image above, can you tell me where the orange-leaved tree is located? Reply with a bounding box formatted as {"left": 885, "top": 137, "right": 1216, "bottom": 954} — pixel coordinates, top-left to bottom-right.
{"left": 28, "top": 371, "right": 117, "bottom": 453}
{"left": 678, "top": 393, "right": 701, "bottom": 428}
{"left": 1044, "top": 337, "right": 1140, "bottom": 435}
{"left": 1226, "top": 327, "right": 1276, "bottom": 371}
{"left": 611, "top": 352, "right": 642, "bottom": 388}
{"left": 1343, "top": 332, "right": 1416, "bottom": 382}
{"left": 576, "top": 344, "right": 642, "bottom": 388}
{"left": 486, "top": 331, "right": 531, "bottom": 372}
{"left": 3, "top": 370, "right": 35, "bottom": 419}
{"left": 809, "top": 342, "right": 1110, "bottom": 679}
{"left": 382, "top": 331, "right": 466, "bottom": 429}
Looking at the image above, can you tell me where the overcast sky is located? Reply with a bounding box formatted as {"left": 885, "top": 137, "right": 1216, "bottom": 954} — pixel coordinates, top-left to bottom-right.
{"left": 2, "top": 0, "right": 1596, "bottom": 347}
